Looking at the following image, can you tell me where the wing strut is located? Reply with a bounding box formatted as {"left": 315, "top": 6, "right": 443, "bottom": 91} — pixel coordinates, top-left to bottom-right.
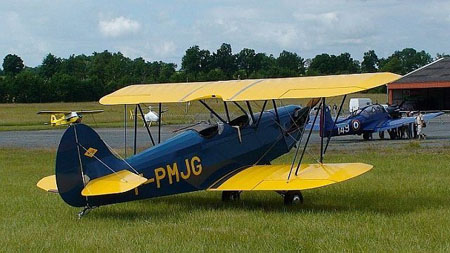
{"left": 272, "top": 100, "right": 281, "bottom": 125}
{"left": 324, "top": 95, "right": 346, "bottom": 154}
{"left": 134, "top": 105, "right": 138, "bottom": 155}
{"left": 320, "top": 98, "right": 325, "bottom": 163}
{"left": 287, "top": 106, "right": 311, "bottom": 180}
{"left": 295, "top": 99, "right": 322, "bottom": 176}
{"left": 255, "top": 100, "right": 268, "bottom": 128}
{"left": 158, "top": 103, "right": 162, "bottom": 144}
{"left": 137, "top": 104, "right": 156, "bottom": 147}
{"left": 124, "top": 105, "right": 127, "bottom": 157}
{"left": 199, "top": 100, "right": 227, "bottom": 123}
{"left": 224, "top": 102, "right": 231, "bottom": 123}
{"left": 246, "top": 101, "right": 255, "bottom": 123}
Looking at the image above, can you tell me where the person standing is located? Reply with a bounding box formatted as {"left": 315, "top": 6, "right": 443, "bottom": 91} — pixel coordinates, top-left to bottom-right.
{"left": 416, "top": 111, "right": 425, "bottom": 139}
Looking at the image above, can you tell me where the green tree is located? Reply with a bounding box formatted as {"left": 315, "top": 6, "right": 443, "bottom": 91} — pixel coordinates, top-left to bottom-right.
{"left": 308, "top": 53, "right": 359, "bottom": 75}
{"left": 41, "top": 53, "right": 62, "bottom": 78}
{"left": 3, "top": 54, "right": 24, "bottom": 76}
{"left": 379, "top": 48, "right": 432, "bottom": 74}
{"left": 436, "top": 53, "right": 450, "bottom": 59}
{"left": 276, "top": 50, "right": 305, "bottom": 77}
{"left": 158, "top": 62, "right": 177, "bottom": 83}
{"left": 207, "top": 68, "right": 227, "bottom": 81}
{"left": 212, "top": 43, "right": 237, "bottom": 79}
{"left": 6, "top": 70, "right": 44, "bottom": 102}
{"left": 361, "top": 50, "right": 379, "bottom": 73}
{"left": 236, "top": 48, "right": 256, "bottom": 78}
{"left": 0, "top": 78, "right": 5, "bottom": 102}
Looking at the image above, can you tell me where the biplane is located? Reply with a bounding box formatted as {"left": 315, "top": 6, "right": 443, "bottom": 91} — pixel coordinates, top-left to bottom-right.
{"left": 37, "top": 73, "right": 400, "bottom": 217}
{"left": 37, "top": 110, "right": 104, "bottom": 126}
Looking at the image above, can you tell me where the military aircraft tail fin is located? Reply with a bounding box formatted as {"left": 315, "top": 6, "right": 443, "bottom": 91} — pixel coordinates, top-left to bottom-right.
{"left": 54, "top": 124, "right": 139, "bottom": 207}
{"left": 320, "top": 105, "right": 335, "bottom": 137}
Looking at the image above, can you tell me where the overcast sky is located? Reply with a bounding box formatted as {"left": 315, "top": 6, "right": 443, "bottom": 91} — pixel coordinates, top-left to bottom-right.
{"left": 1, "top": 0, "right": 449, "bottom": 67}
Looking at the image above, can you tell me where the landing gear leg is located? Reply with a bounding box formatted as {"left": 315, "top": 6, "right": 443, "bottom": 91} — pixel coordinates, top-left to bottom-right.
{"left": 379, "top": 131, "right": 385, "bottom": 139}
{"left": 283, "top": 190, "right": 304, "bottom": 205}
{"left": 221, "top": 191, "right": 241, "bottom": 201}
{"left": 78, "top": 205, "right": 96, "bottom": 219}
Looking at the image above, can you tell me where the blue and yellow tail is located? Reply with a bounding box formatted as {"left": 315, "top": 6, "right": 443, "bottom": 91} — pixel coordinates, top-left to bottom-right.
{"left": 55, "top": 124, "right": 142, "bottom": 207}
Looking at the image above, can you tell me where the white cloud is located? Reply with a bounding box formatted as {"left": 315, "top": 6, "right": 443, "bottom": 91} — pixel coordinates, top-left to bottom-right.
{"left": 98, "top": 16, "right": 141, "bottom": 38}
{"left": 150, "top": 41, "right": 177, "bottom": 58}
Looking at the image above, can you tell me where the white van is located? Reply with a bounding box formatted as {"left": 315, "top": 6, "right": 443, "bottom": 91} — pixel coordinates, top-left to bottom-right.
{"left": 349, "top": 98, "right": 372, "bottom": 113}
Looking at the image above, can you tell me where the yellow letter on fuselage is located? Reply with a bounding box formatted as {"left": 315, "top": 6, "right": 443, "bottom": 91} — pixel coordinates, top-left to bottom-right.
{"left": 191, "top": 156, "right": 202, "bottom": 176}
{"left": 180, "top": 159, "right": 191, "bottom": 180}
{"left": 167, "top": 163, "right": 180, "bottom": 184}
{"left": 154, "top": 167, "right": 166, "bottom": 188}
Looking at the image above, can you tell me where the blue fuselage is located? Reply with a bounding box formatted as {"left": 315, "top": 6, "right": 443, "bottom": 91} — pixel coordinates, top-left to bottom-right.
{"left": 57, "top": 105, "right": 304, "bottom": 207}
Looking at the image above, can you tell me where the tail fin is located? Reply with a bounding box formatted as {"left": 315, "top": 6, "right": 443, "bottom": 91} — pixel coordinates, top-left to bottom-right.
{"left": 320, "top": 106, "right": 335, "bottom": 137}
{"left": 55, "top": 124, "right": 130, "bottom": 207}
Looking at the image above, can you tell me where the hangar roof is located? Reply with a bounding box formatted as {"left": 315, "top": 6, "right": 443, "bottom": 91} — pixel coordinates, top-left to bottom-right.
{"left": 392, "top": 57, "right": 450, "bottom": 84}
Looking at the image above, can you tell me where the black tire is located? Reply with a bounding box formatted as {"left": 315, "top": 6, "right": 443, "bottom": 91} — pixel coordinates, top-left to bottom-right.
{"left": 222, "top": 191, "right": 241, "bottom": 201}
{"left": 379, "top": 131, "right": 385, "bottom": 139}
{"left": 363, "top": 132, "right": 371, "bottom": 141}
{"left": 284, "top": 190, "right": 303, "bottom": 205}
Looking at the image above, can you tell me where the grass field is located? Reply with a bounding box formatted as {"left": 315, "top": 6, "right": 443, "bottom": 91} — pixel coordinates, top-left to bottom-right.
{"left": 0, "top": 93, "right": 387, "bottom": 131}
{"left": 1, "top": 144, "right": 449, "bottom": 251}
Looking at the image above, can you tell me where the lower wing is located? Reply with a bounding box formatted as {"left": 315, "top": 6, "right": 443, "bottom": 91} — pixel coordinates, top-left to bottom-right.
{"left": 369, "top": 112, "right": 444, "bottom": 132}
{"left": 208, "top": 163, "right": 372, "bottom": 191}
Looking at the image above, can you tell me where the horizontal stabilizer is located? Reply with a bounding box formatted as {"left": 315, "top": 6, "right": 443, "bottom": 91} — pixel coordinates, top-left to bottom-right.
{"left": 81, "top": 170, "right": 147, "bottom": 197}
{"left": 37, "top": 175, "right": 58, "bottom": 193}
{"left": 208, "top": 163, "right": 372, "bottom": 191}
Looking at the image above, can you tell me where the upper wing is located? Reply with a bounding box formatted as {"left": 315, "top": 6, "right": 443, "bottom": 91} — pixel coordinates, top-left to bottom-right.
{"left": 37, "top": 111, "right": 71, "bottom": 114}
{"left": 100, "top": 73, "right": 400, "bottom": 105}
{"left": 370, "top": 112, "right": 444, "bottom": 132}
{"left": 208, "top": 163, "right": 372, "bottom": 191}
{"left": 77, "top": 110, "right": 104, "bottom": 114}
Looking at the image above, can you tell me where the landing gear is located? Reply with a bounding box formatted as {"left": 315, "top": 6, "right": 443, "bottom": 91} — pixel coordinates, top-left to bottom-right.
{"left": 283, "top": 190, "right": 303, "bottom": 205}
{"left": 78, "top": 205, "right": 96, "bottom": 219}
{"left": 221, "top": 191, "right": 241, "bottom": 201}
{"left": 379, "top": 131, "right": 385, "bottom": 139}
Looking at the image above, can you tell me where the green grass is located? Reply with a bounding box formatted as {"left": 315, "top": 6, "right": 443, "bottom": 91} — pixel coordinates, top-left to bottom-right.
{"left": 1, "top": 144, "right": 449, "bottom": 251}
{"left": 0, "top": 93, "right": 387, "bottom": 131}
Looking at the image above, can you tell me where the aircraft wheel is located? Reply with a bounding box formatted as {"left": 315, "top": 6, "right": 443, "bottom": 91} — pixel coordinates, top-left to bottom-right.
{"left": 379, "top": 131, "right": 385, "bottom": 139}
{"left": 221, "top": 191, "right": 241, "bottom": 201}
{"left": 284, "top": 190, "right": 303, "bottom": 205}
{"left": 363, "top": 132, "right": 371, "bottom": 141}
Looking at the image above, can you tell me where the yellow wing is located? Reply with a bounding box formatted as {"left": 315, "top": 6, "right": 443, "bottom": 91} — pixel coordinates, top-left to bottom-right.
{"left": 37, "top": 175, "right": 58, "bottom": 193}
{"left": 81, "top": 170, "right": 147, "bottom": 197}
{"left": 208, "top": 163, "right": 372, "bottom": 191}
{"left": 37, "top": 170, "right": 147, "bottom": 196}
{"left": 99, "top": 73, "right": 400, "bottom": 104}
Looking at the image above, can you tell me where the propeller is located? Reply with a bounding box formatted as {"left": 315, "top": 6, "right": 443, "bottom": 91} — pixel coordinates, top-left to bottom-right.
{"left": 385, "top": 100, "right": 405, "bottom": 119}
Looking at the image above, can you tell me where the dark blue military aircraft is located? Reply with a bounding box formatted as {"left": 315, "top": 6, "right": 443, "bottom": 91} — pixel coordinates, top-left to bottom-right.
{"left": 36, "top": 73, "right": 400, "bottom": 217}
{"left": 308, "top": 104, "right": 443, "bottom": 140}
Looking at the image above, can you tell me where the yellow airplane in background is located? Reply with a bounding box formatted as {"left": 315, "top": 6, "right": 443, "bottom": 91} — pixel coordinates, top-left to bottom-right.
{"left": 37, "top": 110, "right": 104, "bottom": 126}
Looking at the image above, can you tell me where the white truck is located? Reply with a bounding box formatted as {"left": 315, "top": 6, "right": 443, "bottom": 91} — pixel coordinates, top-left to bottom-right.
{"left": 349, "top": 98, "right": 372, "bottom": 113}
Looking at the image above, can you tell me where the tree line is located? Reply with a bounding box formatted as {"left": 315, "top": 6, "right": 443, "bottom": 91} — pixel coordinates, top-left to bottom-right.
{"left": 0, "top": 43, "right": 444, "bottom": 103}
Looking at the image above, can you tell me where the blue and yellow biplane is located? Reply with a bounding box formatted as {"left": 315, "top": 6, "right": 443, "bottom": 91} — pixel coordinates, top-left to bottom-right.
{"left": 37, "top": 73, "right": 400, "bottom": 217}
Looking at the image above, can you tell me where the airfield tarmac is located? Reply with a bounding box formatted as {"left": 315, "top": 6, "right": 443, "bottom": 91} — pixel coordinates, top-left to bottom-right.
{"left": 1, "top": 114, "right": 449, "bottom": 151}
